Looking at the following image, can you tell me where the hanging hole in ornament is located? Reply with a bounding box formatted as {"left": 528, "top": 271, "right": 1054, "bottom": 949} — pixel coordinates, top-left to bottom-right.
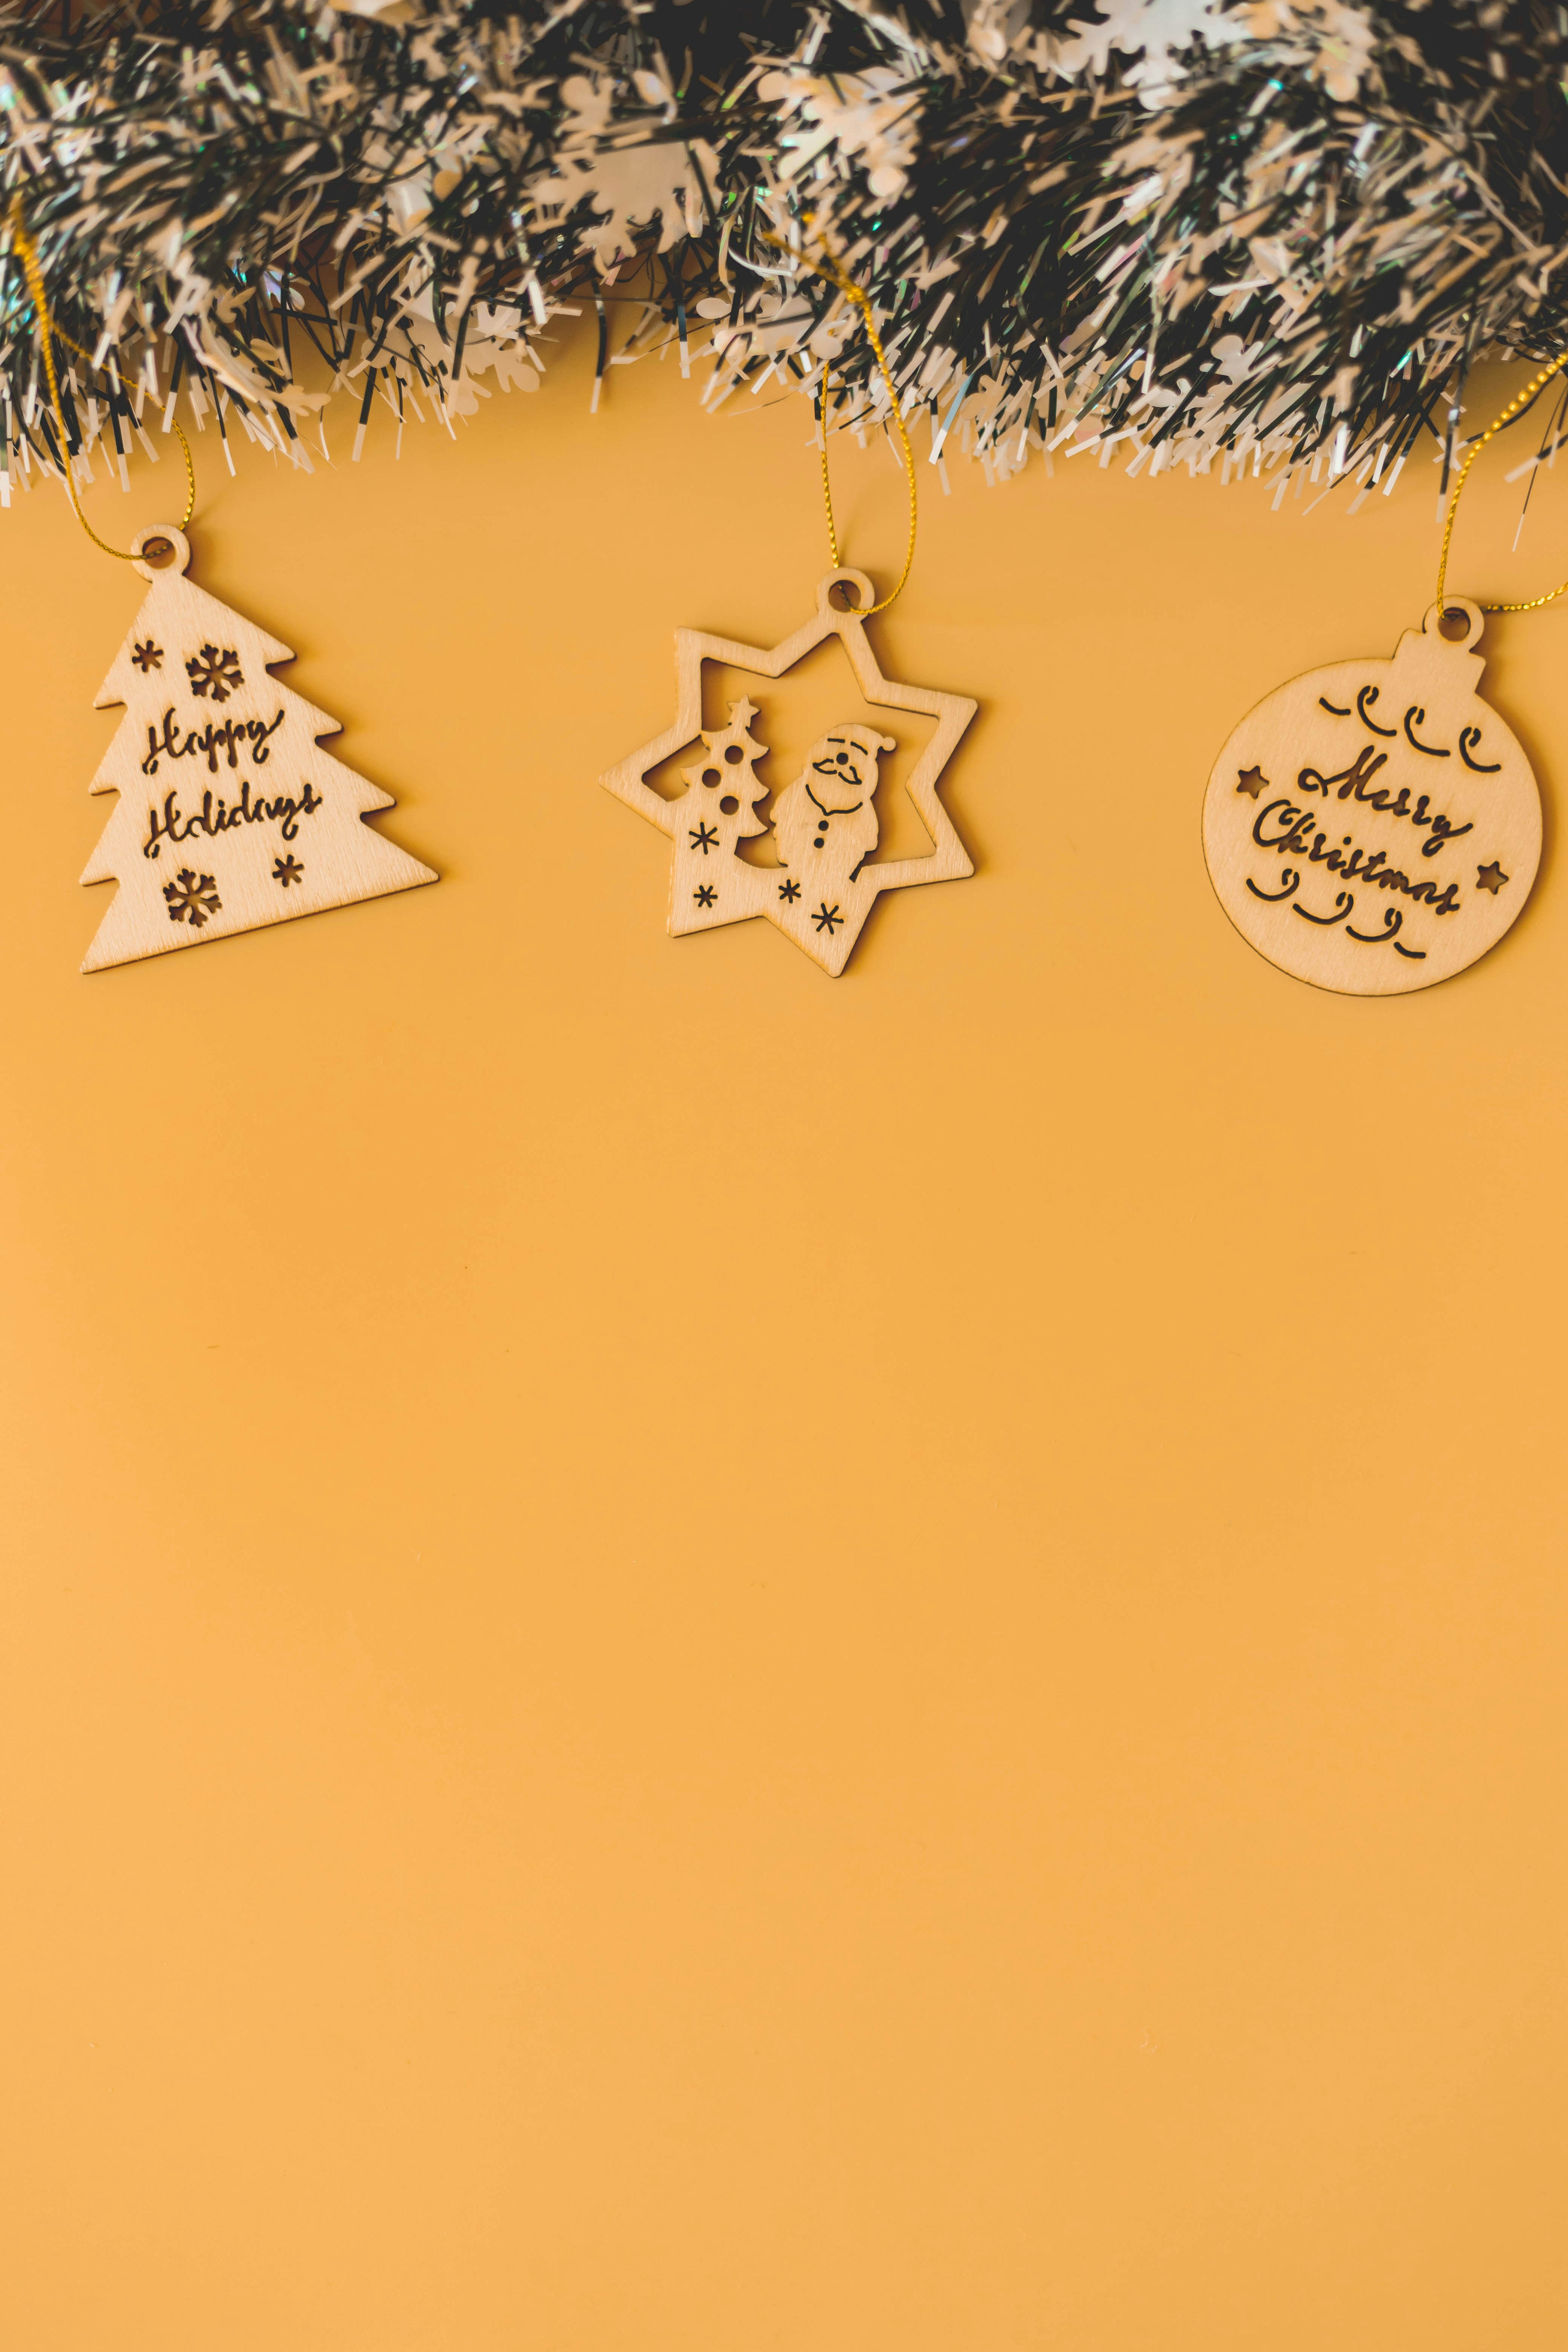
{"left": 817, "top": 569, "right": 875, "bottom": 619}
{"left": 1426, "top": 597, "right": 1482, "bottom": 650}
{"left": 131, "top": 523, "right": 192, "bottom": 583}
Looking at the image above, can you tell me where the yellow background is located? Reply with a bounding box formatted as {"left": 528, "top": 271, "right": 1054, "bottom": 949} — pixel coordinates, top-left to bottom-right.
{"left": 3, "top": 334, "right": 1566, "bottom": 2350}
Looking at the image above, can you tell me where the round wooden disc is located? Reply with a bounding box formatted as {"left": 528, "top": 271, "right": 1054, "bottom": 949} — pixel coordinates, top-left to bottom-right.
{"left": 1203, "top": 601, "right": 1541, "bottom": 995}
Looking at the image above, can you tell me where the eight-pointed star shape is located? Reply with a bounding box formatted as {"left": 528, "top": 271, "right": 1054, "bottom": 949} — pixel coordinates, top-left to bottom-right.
{"left": 601, "top": 569, "right": 977, "bottom": 976}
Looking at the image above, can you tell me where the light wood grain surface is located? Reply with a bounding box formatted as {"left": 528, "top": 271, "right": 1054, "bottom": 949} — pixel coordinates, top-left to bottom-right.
{"left": 81, "top": 523, "right": 435, "bottom": 971}
{"left": 1203, "top": 598, "right": 1539, "bottom": 993}
{"left": 601, "top": 567, "right": 974, "bottom": 974}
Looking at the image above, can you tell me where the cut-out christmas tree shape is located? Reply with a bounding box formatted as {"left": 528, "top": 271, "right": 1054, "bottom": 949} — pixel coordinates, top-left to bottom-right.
{"left": 670, "top": 695, "right": 772, "bottom": 934}
{"left": 80, "top": 524, "right": 437, "bottom": 972}
{"left": 602, "top": 569, "right": 976, "bottom": 976}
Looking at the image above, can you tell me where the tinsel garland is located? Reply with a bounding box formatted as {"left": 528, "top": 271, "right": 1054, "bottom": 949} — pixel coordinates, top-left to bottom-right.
{"left": 2, "top": 0, "right": 1567, "bottom": 509}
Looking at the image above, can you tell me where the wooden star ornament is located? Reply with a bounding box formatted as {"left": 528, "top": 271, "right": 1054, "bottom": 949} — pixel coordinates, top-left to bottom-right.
{"left": 601, "top": 570, "right": 977, "bottom": 976}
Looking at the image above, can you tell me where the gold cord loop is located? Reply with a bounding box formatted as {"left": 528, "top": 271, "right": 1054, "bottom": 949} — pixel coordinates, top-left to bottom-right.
{"left": 8, "top": 196, "right": 194, "bottom": 559}
{"left": 766, "top": 220, "right": 917, "bottom": 615}
{"left": 1436, "top": 352, "right": 1568, "bottom": 614}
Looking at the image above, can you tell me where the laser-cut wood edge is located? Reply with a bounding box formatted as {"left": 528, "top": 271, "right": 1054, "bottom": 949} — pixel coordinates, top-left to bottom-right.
{"left": 601, "top": 571, "right": 977, "bottom": 972}
{"left": 79, "top": 526, "right": 437, "bottom": 974}
{"left": 1200, "top": 601, "right": 1541, "bottom": 998}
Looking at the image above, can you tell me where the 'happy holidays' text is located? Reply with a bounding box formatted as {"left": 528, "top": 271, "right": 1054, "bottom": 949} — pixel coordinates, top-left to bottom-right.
{"left": 142, "top": 778, "right": 325, "bottom": 860}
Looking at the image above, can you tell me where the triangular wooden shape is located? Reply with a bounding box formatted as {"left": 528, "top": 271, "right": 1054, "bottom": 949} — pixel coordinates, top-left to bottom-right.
{"left": 80, "top": 525, "right": 436, "bottom": 972}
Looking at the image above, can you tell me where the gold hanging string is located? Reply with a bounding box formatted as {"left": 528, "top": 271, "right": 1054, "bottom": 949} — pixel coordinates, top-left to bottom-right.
{"left": 764, "top": 218, "right": 917, "bottom": 615}
{"left": 7, "top": 196, "right": 194, "bottom": 559}
{"left": 1436, "top": 352, "right": 1568, "bottom": 613}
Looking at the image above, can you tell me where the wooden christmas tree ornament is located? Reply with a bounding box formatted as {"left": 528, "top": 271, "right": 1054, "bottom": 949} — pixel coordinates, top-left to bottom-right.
{"left": 601, "top": 569, "right": 976, "bottom": 977}
{"left": 80, "top": 525, "right": 436, "bottom": 972}
{"left": 1203, "top": 599, "right": 1540, "bottom": 995}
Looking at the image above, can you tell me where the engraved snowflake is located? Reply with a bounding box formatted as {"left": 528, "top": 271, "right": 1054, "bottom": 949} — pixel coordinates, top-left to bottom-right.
{"left": 163, "top": 868, "right": 222, "bottom": 927}
{"left": 131, "top": 639, "right": 163, "bottom": 673}
{"left": 272, "top": 855, "right": 305, "bottom": 888}
{"left": 186, "top": 644, "right": 244, "bottom": 703}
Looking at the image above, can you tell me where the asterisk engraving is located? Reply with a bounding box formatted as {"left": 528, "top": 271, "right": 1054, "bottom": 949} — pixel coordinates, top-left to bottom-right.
{"left": 694, "top": 884, "right": 717, "bottom": 908}
{"left": 131, "top": 639, "right": 163, "bottom": 673}
{"left": 602, "top": 588, "right": 974, "bottom": 974}
{"left": 272, "top": 855, "right": 305, "bottom": 888}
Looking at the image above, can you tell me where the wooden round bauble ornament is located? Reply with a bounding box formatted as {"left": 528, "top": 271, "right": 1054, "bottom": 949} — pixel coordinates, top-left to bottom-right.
{"left": 1203, "top": 601, "right": 1540, "bottom": 994}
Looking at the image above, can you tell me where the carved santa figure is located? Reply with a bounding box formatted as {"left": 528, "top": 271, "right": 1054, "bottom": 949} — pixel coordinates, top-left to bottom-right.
{"left": 771, "top": 723, "right": 896, "bottom": 888}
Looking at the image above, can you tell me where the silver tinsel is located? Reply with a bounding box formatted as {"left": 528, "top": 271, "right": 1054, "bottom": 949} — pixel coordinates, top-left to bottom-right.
{"left": 1, "top": 1, "right": 1565, "bottom": 507}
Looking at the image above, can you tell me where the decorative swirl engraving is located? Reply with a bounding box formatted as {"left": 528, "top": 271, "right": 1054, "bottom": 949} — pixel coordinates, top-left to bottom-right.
{"left": 1357, "top": 684, "right": 1396, "bottom": 737}
{"left": 1345, "top": 904, "right": 1424, "bottom": 956}
{"left": 1403, "top": 705, "right": 1450, "bottom": 756}
{"left": 1321, "top": 680, "right": 1510, "bottom": 774}
{"left": 1293, "top": 890, "right": 1354, "bottom": 926}
{"left": 1246, "top": 869, "right": 1299, "bottom": 902}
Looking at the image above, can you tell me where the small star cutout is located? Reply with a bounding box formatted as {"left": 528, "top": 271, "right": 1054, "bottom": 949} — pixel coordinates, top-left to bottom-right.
{"left": 131, "top": 639, "right": 163, "bottom": 673}
{"left": 272, "top": 854, "right": 305, "bottom": 888}
{"left": 778, "top": 878, "right": 801, "bottom": 902}
{"left": 812, "top": 902, "right": 844, "bottom": 935}
{"left": 688, "top": 821, "right": 719, "bottom": 855}
{"left": 694, "top": 884, "right": 717, "bottom": 908}
{"left": 1236, "top": 765, "right": 1268, "bottom": 799}
{"left": 1476, "top": 860, "right": 1509, "bottom": 895}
